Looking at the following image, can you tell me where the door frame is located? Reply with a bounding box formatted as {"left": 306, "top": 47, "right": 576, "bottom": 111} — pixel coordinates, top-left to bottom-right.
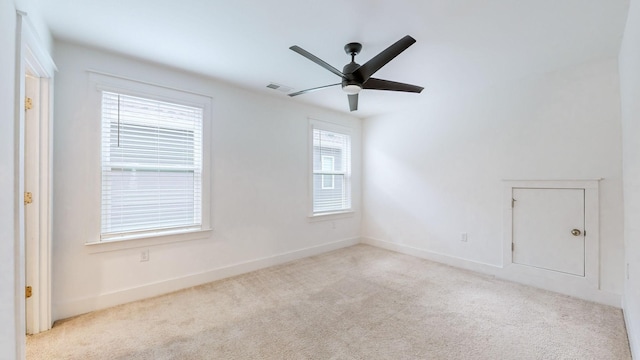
{"left": 16, "top": 10, "right": 56, "bottom": 338}
{"left": 502, "top": 180, "right": 600, "bottom": 291}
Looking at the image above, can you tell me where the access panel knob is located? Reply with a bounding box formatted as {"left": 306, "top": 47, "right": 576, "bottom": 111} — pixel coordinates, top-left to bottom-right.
{"left": 571, "top": 229, "right": 582, "bottom": 236}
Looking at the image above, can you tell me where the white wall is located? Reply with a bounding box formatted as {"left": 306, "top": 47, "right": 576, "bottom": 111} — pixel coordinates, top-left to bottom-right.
{"left": 619, "top": 0, "right": 640, "bottom": 356}
{"left": 52, "top": 41, "right": 362, "bottom": 321}
{"left": 0, "top": 1, "right": 18, "bottom": 358}
{"left": 362, "top": 58, "right": 624, "bottom": 302}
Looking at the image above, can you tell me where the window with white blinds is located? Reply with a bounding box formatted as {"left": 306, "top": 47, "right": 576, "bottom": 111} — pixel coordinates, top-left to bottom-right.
{"left": 312, "top": 125, "right": 351, "bottom": 214}
{"left": 101, "top": 91, "right": 203, "bottom": 240}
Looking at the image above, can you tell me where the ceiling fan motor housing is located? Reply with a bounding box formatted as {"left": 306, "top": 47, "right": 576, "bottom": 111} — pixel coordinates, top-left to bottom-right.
{"left": 342, "top": 61, "right": 363, "bottom": 89}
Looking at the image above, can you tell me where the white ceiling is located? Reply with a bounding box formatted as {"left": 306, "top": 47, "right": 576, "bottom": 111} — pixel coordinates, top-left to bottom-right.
{"left": 33, "top": 0, "right": 629, "bottom": 118}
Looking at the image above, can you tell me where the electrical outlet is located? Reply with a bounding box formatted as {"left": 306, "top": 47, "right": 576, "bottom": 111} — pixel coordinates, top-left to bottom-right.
{"left": 461, "top": 233, "right": 468, "bottom": 242}
{"left": 140, "top": 249, "right": 149, "bottom": 262}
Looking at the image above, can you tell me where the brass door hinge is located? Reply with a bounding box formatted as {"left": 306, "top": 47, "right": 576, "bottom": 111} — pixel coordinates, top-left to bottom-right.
{"left": 25, "top": 286, "right": 32, "bottom": 299}
{"left": 25, "top": 97, "right": 33, "bottom": 111}
{"left": 24, "top": 192, "right": 32, "bottom": 205}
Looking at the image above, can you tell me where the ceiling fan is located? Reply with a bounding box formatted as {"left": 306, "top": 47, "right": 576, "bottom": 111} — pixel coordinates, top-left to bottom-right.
{"left": 288, "top": 35, "right": 424, "bottom": 112}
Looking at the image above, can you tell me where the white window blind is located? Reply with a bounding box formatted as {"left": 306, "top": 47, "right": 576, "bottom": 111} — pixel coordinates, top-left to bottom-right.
{"left": 312, "top": 127, "right": 351, "bottom": 213}
{"left": 101, "top": 91, "right": 203, "bottom": 239}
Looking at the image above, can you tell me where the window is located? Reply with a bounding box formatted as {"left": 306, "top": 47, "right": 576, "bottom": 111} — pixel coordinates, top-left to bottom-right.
{"left": 311, "top": 121, "right": 351, "bottom": 215}
{"left": 100, "top": 90, "right": 205, "bottom": 240}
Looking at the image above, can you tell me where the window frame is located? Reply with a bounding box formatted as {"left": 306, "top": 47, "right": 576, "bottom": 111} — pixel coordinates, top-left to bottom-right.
{"left": 88, "top": 72, "right": 212, "bottom": 244}
{"left": 308, "top": 119, "right": 353, "bottom": 218}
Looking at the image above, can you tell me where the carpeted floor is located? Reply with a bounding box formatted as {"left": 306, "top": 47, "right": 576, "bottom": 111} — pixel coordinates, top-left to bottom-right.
{"left": 27, "top": 244, "right": 631, "bottom": 359}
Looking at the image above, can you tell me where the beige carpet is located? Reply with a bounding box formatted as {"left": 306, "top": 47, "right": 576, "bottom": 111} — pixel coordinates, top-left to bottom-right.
{"left": 27, "top": 244, "right": 631, "bottom": 359}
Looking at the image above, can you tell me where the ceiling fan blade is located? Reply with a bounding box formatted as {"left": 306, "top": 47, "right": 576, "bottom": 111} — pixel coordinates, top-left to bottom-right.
{"left": 290, "top": 46, "right": 345, "bottom": 78}
{"left": 353, "top": 35, "right": 416, "bottom": 81}
{"left": 363, "top": 78, "right": 424, "bottom": 93}
{"left": 348, "top": 94, "right": 358, "bottom": 112}
{"left": 288, "top": 83, "right": 340, "bottom": 97}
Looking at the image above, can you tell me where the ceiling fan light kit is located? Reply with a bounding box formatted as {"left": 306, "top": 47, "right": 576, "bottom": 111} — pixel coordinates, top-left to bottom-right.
{"left": 288, "top": 35, "right": 424, "bottom": 111}
{"left": 342, "top": 84, "right": 362, "bottom": 95}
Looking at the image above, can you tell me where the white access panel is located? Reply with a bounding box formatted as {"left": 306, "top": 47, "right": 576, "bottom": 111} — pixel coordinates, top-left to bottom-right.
{"left": 512, "top": 188, "right": 585, "bottom": 276}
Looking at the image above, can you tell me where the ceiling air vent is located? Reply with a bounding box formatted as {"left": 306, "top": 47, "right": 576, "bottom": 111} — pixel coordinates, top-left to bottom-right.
{"left": 266, "top": 83, "right": 293, "bottom": 93}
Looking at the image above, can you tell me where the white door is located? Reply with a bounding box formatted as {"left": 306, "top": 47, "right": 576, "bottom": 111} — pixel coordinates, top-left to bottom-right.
{"left": 512, "top": 188, "right": 585, "bottom": 276}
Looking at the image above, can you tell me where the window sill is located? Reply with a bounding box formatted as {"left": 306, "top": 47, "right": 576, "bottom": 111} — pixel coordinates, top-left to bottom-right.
{"left": 308, "top": 210, "right": 355, "bottom": 222}
{"left": 85, "top": 228, "right": 213, "bottom": 254}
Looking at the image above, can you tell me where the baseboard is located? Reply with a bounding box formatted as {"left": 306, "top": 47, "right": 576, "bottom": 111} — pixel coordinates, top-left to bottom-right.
{"left": 55, "top": 237, "right": 360, "bottom": 320}
{"left": 623, "top": 295, "right": 640, "bottom": 359}
{"left": 361, "top": 237, "right": 502, "bottom": 275}
{"left": 361, "top": 236, "right": 622, "bottom": 308}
